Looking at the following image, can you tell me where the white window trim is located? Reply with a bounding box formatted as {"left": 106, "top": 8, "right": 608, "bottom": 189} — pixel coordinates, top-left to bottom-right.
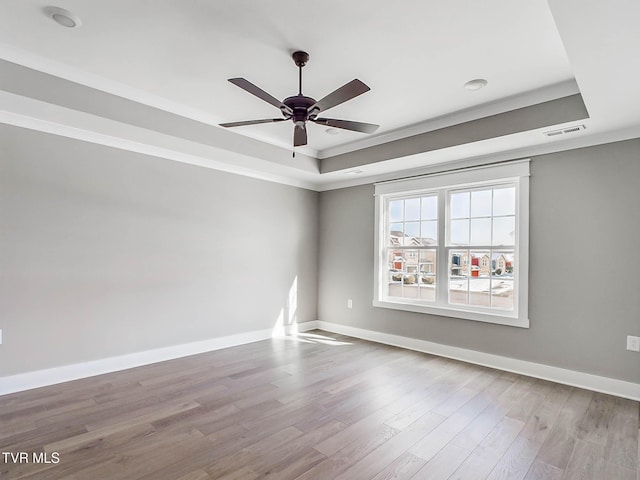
{"left": 373, "top": 160, "right": 530, "bottom": 328}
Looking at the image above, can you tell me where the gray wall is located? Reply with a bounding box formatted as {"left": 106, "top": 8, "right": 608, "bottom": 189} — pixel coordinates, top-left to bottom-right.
{"left": 318, "top": 139, "right": 640, "bottom": 384}
{"left": 0, "top": 125, "right": 318, "bottom": 377}
{"left": 2, "top": 122, "right": 638, "bottom": 385}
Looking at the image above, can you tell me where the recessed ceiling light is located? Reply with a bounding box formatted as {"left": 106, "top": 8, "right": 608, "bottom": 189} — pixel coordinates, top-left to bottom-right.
{"left": 464, "top": 79, "right": 488, "bottom": 91}
{"left": 44, "top": 6, "right": 81, "bottom": 28}
{"left": 325, "top": 128, "right": 340, "bottom": 135}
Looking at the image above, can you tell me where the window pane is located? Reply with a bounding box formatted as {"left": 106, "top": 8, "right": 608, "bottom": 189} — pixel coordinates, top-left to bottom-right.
{"left": 491, "top": 251, "right": 514, "bottom": 276}
{"left": 402, "top": 283, "right": 419, "bottom": 298}
{"left": 404, "top": 250, "right": 419, "bottom": 273}
{"left": 420, "top": 221, "right": 437, "bottom": 245}
{"left": 419, "top": 250, "right": 436, "bottom": 274}
{"left": 389, "top": 222, "right": 404, "bottom": 246}
{"left": 387, "top": 249, "right": 421, "bottom": 300}
{"left": 449, "top": 278, "right": 468, "bottom": 305}
{"left": 388, "top": 280, "right": 402, "bottom": 298}
{"left": 388, "top": 250, "right": 405, "bottom": 272}
{"left": 420, "top": 287, "right": 435, "bottom": 301}
{"left": 450, "top": 219, "right": 469, "bottom": 245}
{"left": 470, "top": 250, "right": 491, "bottom": 277}
{"left": 451, "top": 192, "right": 470, "bottom": 219}
{"left": 491, "top": 251, "right": 514, "bottom": 309}
{"left": 405, "top": 222, "right": 420, "bottom": 241}
{"left": 449, "top": 250, "right": 469, "bottom": 277}
{"left": 491, "top": 279, "right": 513, "bottom": 309}
{"left": 469, "top": 278, "right": 491, "bottom": 307}
{"left": 471, "top": 190, "right": 492, "bottom": 217}
{"left": 449, "top": 250, "right": 469, "bottom": 305}
{"left": 405, "top": 198, "right": 421, "bottom": 221}
{"left": 492, "top": 216, "right": 515, "bottom": 245}
{"left": 493, "top": 187, "right": 516, "bottom": 216}
{"left": 419, "top": 250, "right": 436, "bottom": 302}
{"left": 389, "top": 200, "right": 403, "bottom": 222}
{"left": 389, "top": 270, "right": 403, "bottom": 282}
{"left": 470, "top": 218, "right": 491, "bottom": 245}
{"left": 421, "top": 196, "right": 438, "bottom": 220}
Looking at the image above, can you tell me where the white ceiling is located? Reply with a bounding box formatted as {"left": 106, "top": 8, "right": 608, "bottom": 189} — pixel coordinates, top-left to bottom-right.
{"left": 0, "top": 0, "right": 639, "bottom": 190}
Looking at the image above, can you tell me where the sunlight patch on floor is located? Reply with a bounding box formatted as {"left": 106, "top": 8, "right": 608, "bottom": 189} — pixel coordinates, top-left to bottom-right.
{"left": 274, "top": 331, "right": 352, "bottom": 346}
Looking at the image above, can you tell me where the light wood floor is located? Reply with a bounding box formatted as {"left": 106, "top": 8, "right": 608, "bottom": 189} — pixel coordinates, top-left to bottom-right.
{"left": 1, "top": 330, "right": 638, "bottom": 480}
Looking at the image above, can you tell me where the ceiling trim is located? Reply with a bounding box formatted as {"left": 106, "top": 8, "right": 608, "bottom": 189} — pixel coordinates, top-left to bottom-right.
{"left": 0, "top": 42, "right": 220, "bottom": 125}
{"left": 0, "top": 59, "right": 319, "bottom": 173}
{"left": 316, "top": 124, "right": 640, "bottom": 191}
{"left": 0, "top": 91, "right": 321, "bottom": 191}
{"left": 0, "top": 41, "right": 582, "bottom": 164}
{"left": 317, "top": 79, "right": 580, "bottom": 159}
{"left": 0, "top": 42, "right": 322, "bottom": 157}
{"left": 320, "top": 93, "right": 589, "bottom": 173}
{"left": 2, "top": 0, "right": 639, "bottom": 194}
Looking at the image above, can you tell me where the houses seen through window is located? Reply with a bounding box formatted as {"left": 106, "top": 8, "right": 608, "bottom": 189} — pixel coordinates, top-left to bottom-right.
{"left": 387, "top": 195, "right": 437, "bottom": 302}
{"left": 447, "top": 186, "right": 516, "bottom": 310}
{"left": 374, "top": 160, "right": 529, "bottom": 327}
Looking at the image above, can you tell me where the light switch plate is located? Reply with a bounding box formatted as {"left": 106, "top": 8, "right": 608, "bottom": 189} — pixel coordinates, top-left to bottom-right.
{"left": 626, "top": 335, "right": 640, "bottom": 352}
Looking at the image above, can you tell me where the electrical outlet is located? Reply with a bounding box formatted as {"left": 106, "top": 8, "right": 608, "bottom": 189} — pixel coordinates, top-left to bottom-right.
{"left": 347, "top": 299, "right": 353, "bottom": 309}
{"left": 626, "top": 335, "right": 640, "bottom": 352}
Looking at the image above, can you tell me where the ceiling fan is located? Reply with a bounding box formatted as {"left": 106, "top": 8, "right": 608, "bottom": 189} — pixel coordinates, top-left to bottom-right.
{"left": 220, "top": 51, "right": 379, "bottom": 149}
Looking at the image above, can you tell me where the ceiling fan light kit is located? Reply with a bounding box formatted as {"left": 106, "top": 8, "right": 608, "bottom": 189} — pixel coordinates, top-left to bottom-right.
{"left": 220, "top": 51, "right": 379, "bottom": 149}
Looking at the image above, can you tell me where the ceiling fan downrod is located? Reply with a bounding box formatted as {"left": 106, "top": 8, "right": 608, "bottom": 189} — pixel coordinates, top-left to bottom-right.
{"left": 292, "top": 50, "right": 309, "bottom": 96}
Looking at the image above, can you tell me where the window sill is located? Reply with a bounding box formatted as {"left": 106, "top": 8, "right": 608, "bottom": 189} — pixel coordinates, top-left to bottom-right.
{"left": 372, "top": 299, "right": 529, "bottom": 328}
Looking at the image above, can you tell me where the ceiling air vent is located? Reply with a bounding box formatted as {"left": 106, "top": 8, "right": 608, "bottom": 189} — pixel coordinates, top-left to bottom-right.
{"left": 543, "top": 124, "right": 586, "bottom": 137}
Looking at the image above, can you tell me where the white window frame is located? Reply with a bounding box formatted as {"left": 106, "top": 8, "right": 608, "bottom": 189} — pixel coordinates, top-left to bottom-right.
{"left": 373, "top": 160, "right": 530, "bottom": 328}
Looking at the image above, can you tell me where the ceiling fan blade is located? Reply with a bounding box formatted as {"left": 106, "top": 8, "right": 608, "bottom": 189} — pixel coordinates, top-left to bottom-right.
{"left": 228, "top": 78, "right": 293, "bottom": 115}
{"left": 220, "top": 118, "right": 286, "bottom": 128}
{"left": 310, "top": 79, "right": 371, "bottom": 114}
{"left": 293, "top": 124, "right": 308, "bottom": 147}
{"left": 312, "top": 118, "right": 379, "bottom": 134}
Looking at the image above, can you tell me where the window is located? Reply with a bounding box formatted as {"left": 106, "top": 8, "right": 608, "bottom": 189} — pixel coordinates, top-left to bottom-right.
{"left": 373, "top": 161, "right": 529, "bottom": 327}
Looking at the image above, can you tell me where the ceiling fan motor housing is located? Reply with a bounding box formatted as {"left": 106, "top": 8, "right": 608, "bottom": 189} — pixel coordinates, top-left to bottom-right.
{"left": 283, "top": 95, "right": 316, "bottom": 123}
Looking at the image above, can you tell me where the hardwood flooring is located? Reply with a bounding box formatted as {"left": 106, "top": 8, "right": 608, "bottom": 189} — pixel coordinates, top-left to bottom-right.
{"left": 1, "top": 330, "right": 638, "bottom": 479}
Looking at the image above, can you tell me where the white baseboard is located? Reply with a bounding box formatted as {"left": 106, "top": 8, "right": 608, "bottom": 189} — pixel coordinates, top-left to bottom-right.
{"left": 3, "top": 320, "right": 637, "bottom": 401}
{"left": 0, "top": 321, "right": 317, "bottom": 396}
{"left": 314, "top": 321, "right": 640, "bottom": 401}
